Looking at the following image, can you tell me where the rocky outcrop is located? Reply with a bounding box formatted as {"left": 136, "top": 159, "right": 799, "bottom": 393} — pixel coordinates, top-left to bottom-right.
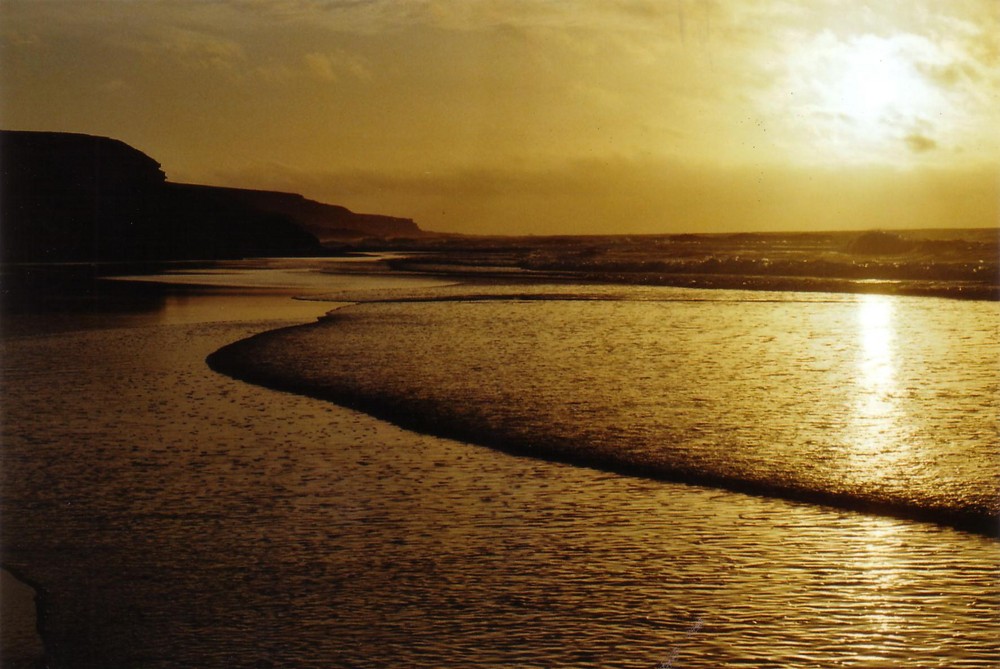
{"left": 0, "top": 130, "right": 423, "bottom": 262}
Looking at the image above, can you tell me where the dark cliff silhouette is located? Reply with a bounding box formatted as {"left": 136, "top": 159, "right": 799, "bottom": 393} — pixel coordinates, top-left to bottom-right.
{"left": 0, "top": 130, "right": 423, "bottom": 263}
{"left": 186, "top": 185, "right": 422, "bottom": 243}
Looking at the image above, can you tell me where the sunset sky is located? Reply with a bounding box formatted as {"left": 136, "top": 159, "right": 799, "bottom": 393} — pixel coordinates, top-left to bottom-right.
{"left": 2, "top": 0, "right": 998, "bottom": 235}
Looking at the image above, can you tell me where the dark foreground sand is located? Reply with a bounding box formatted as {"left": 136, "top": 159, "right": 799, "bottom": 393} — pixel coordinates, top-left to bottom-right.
{"left": 1, "top": 567, "right": 43, "bottom": 667}
{"left": 1, "top": 274, "right": 997, "bottom": 668}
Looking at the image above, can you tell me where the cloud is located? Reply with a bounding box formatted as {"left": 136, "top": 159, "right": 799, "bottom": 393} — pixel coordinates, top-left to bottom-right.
{"left": 917, "top": 62, "right": 977, "bottom": 88}
{"left": 304, "top": 52, "right": 338, "bottom": 81}
{"left": 904, "top": 133, "right": 937, "bottom": 153}
{"left": 206, "top": 0, "right": 726, "bottom": 44}
{"left": 201, "top": 0, "right": 428, "bottom": 34}
{"left": 4, "top": 0, "right": 996, "bottom": 190}
{"left": 130, "top": 27, "right": 246, "bottom": 71}
{"left": 254, "top": 50, "right": 372, "bottom": 84}
{"left": 313, "top": 49, "right": 372, "bottom": 80}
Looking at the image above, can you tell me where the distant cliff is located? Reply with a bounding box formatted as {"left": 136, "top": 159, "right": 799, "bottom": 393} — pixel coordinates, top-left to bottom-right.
{"left": 176, "top": 184, "right": 422, "bottom": 243}
{"left": 0, "top": 130, "right": 423, "bottom": 263}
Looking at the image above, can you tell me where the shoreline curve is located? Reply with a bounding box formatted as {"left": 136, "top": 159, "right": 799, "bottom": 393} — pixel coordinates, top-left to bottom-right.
{"left": 205, "top": 314, "right": 1000, "bottom": 540}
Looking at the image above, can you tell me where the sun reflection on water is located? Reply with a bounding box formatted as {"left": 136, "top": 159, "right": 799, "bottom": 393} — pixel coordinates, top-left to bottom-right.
{"left": 849, "top": 295, "right": 910, "bottom": 474}
{"left": 857, "top": 294, "right": 895, "bottom": 392}
{"left": 849, "top": 298, "right": 910, "bottom": 620}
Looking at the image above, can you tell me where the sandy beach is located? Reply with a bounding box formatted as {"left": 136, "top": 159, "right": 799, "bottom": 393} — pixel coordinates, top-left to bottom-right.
{"left": 1, "top": 268, "right": 997, "bottom": 668}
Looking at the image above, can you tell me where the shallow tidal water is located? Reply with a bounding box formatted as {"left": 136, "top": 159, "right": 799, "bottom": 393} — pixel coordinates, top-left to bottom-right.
{"left": 215, "top": 287, "right": 1000, "bottom": 530}
{"left": 2, "top": 260, "right": 998, "bottom": 667}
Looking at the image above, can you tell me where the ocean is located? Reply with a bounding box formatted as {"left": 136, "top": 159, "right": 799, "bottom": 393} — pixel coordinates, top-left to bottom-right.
{"left": 2, "top": 246, "right": 998, "bottom": 667}
{"left": 210, "top": 284, "right": 999, "bottom": 533}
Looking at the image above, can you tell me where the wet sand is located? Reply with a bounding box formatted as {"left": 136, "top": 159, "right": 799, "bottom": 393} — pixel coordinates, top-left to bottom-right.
{"left": 1, "top": 272, "right": 997, "bottom": 667}
{"left": 1, "top": 567, "right": 44, "bottom": 668}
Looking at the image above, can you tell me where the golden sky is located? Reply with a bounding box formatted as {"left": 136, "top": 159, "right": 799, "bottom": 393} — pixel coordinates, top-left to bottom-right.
{"left": 2, "top": 0, "right": 998, "bottom": 234}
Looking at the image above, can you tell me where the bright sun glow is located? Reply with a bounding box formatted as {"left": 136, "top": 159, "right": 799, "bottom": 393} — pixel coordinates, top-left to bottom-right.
{"left": 827, "top": 38, "right": 934, "bottom": 139}
{"left": 787, "top": 33, "right": 947, "bottom": 162}
{"left": 835, "top": 43, "right": 915, "bottom": 125}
